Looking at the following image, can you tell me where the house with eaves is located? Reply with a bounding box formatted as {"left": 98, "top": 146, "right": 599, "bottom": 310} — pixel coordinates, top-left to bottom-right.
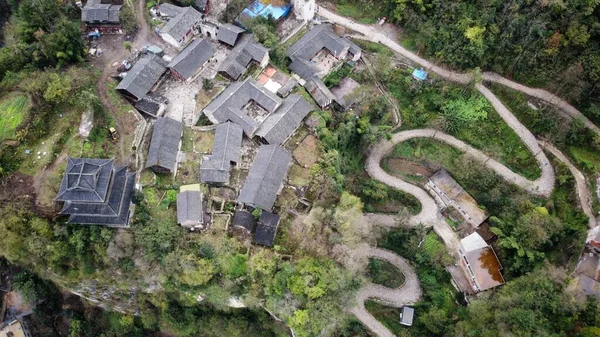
{"left": 116, "top": 55, "right": 167, "bottom": 101}
{"left": 218, "top": 34, "right": 269, "bottom": 80}
{"left": 145, "top": 117, "right": 184, "bottom": 175}
{"left": 287, "top": 24, "right": 362, "bottom": 81}
{"left": 168, "top": 38, "right": 215, "bottom": 82}
{"left": 200, "top": 122, "right": 243, "bottom": 185}
{"left": 159, "top": 6, "right": 203, "bottom": 49}
{"left": 55, "top": 158, "right": 136, "bottom": 227}
{"left": 202, "top": 78, "right": 313, "bottom": 144}
{"left": 238, "top": 145, "right": 292, "bottom": 211}
{"left": 81, "top": 0, "right": 121, "bottom": 25}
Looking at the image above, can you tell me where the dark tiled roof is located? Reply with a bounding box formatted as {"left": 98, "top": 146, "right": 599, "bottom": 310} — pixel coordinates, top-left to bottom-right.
{"left": 218, "top": 34, "right": 268, "bottom": 80}
{"left": 177, "top": 190, "right": 204, "bottom": 226}
{"left": 232, "top": 210, "right": 257, "bottom": 232}
{"left": 161, "top": 7, "right": 202, "bottom": 41}
{"left": 57, "top": 157, "right": 136, "bottom": 226}
{"left": 168, "top": 38, "right": 215, "bottom": 80}
{"left": 305, "top": 77, "right": 335, "bottom": 109}
{"left": 203, "top": 78, "right": 281, "bottom": 136}
{"left": 287, "top": 24, "right": 361, "bottom": 61}
{"left": 238, "top": 145, "right": 291, "bottom": 210}
{"left": 157, "top": 3, "right": 183, "bottom": 17}
{"left": 145, "top": 117, "right": 184, "bottom": 172}
{"left": 289, "top": 56, "right": 320, "bottom": 81}
{"left": 256, "top": 94, "right": 313, "bottom": 145}
{"left": 217, "top": 23, "right": 245, "bottom": 46}
{"left": 277, "top": 77, "right": 298, "bottom": 97}
{"left": 116, "top": 55, "right": 167, "bottom": 101}
{"left": 253, "top": 211, "right": 280, "bottom": 247}
{"left": 200, "top": 122, "right": 243, "bottom": 184}
{"left": 81, "top": 0, "right": 121, "bottom": 23}
{"left": 56, "top": 158, "right": 115, "bottom": 203}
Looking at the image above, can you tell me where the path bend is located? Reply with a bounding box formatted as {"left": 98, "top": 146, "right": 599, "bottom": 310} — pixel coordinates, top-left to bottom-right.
{"left": 317, "top": 6, "right": 600, "bottom": 138}
{"left": 350, "top": 246, "right": 422, "bottom": 337}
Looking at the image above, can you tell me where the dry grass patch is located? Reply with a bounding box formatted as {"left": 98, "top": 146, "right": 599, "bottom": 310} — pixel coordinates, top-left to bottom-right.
{"left": 292, "top": 134, "right": 319, "bottom": 167}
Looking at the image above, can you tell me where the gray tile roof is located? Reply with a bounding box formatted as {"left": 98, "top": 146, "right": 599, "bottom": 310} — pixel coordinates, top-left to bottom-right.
{"left": 200, "top": 122, "right": 243, "bottom": 184}
{"left": 56, "top": 158, "right": 115, "bottom": 203}
{"left": 288, "top": 55, "right": 320, "bottom": 80}
{"left": 305, "top": 77, "right": 335, "bottom": 108}
{"left": 256, "top": 94, "right": 313, "bottom": 145}
{"left": 57, "top": 157, "right": 135, "bottom": 226}
{"left": 161, "top": 7, "right": 202, "bottom": 41}
{"left": 177, "top": 190, "right": 204, "bottom": 226}
{"left": 81, "top": 0, "right": 121, "bottom": 23}
{"left": 157, "top": 3, "right": 183, "bottom": 17}
{"left": 287, "top": 24, "right": 360, "bottom": 61}
{"left": 145, "top": 117, "right": 184, "bottom": 173}
{"left": 116, "top": 55, "right": 167, "bottom": 101}
{"left": 217, "top": 23, "right": 245, "bottom": 46}
{"left": 218, "top": 34, "right": 269, "bottom": 80}
{"left": 253, "top": 211, "right": 280, "bottom": 247}
{"left": 232, "top": 210, "right": 257, "bottom": 232}
{"left": 203, "top": 78, "right": 281, "bottom": 136}
{"left": 277, "top": 77, "right": 298, "bottom": 97}
{"left": 238, "top": 145, "right": 291, "bottom": 210}
{"left": 168, "top": 38, "right": 215, "bottom": 80}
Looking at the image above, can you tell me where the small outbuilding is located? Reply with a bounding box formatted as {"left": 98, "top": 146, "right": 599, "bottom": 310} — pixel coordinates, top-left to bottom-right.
{"left": 145, "top": 117, "right": 184, "bottom": 175}
{"left": 232, "top": 210, "right": 257, "bottom": 233}
{"left": 253, "top": 211, "right": 280, "bottom": 247}
{"left": 458, "top": 232, "right": 504, "bottom": 293}
{"left": 305, "top": 77, "right": 336, "bottom": 109}
{"left": 177, "top": 190, "right": 205, "bottom": 229}
{"left": 399, "top": 306, "right": 414, "bottom": 326}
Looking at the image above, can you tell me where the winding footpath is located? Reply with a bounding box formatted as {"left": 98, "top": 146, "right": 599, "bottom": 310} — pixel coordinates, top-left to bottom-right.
{"left": 317, "top": 6, "right": 600, "bottom": 139}
{"left": 350, "top": 246, "right": 422, "bottom": 337}
{"left": 316, "top": 7, "right": 600, "bottom": 336}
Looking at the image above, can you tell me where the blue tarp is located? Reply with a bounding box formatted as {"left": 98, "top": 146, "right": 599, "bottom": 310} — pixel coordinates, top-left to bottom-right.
{"left": 241, "top": 0, "right": 291, "bottom": 21}
{"left": 412, "top": 68, "right": 428, "bottom": 81}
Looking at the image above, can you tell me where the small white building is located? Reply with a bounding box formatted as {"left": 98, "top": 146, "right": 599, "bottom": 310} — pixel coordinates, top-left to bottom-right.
{"left": 292, "top": 0, "right": 316, "bottom": 22}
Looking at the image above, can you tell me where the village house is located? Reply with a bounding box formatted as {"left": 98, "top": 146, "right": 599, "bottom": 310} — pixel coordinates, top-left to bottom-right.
{"left": 156, "top": 3, "right": 183, "bottom": 18}
{"left": 159, "top": 6, "right": 203, "bottom": 49}
{"left": 253, "top": 211, "right": 281, "bottom": 247}
{"left": 457, "top": 232, "right": 505, "bottom": 293}
{"left": 425, "top": 169, "right": 489, "bottom": 228}
{"left": 176, "top": 190, "right": 205, "bottom": 230}
{"left": 145, "top": 117, "right": 184, "bottom": 175}
{"left": 255, "top": 94, "right": 312, "bottom": 145}
{"left": 116, "top": 55, "right": 167, "bottom": 101}
{"left": 573, "top": 226, "right": 600, "bottom": 297}
{"left": 200, "top": 122, "right": 243, "bottom": 185}
{"left": 287, "top": 24, "right": 362, "bottom": 81}
{"left": 81, "top": 0, "right": 121, "bottom": 25}
{"left": 216, "top": 23, "right": 246, "bottom": 47}
{"left": 218, "top": 34, "right": 269, "bottom": 80}
{"left": 304, "top": 76, "right": 336, "bottom": 109}
{"left": 202, "top": 78, "right": 313, "bottom": 144}
{"left": 238, "top": 145, "right": 292, "bottom": 211}
{"left": 168, "top": 38, "right": 215, "bottom": 82}
{"left": 55, "top": 158, "right": 136, "bottom": 227}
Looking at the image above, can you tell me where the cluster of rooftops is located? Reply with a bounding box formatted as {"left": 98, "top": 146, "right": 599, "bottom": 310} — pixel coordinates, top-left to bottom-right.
{"left": 56, "top": 19, "right": 364, "bottom": 248}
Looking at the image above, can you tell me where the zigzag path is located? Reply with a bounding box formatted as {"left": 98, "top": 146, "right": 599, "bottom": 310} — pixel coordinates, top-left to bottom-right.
{"left": 316, "top": 7, "right": 600, "bottom": 337}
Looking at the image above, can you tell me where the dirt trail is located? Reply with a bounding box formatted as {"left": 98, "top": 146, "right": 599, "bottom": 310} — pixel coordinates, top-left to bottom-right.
{"left": 315, "top": 7, "right": 600, "bottom": 337}
{"left": 317, "top": 6, "right": 600, "bottom": 139}
{"left": 350, "top": 245, "right": 421, "bottom": 337}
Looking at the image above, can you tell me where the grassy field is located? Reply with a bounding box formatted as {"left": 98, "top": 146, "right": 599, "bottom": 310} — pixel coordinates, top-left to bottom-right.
{"left": 335, "top": 1, "right": 385, "bottom": 24}
{"left": 0, "top": 93, "right": 29, "bottom": 143}
{"left": 367, "top": 258, "right": 405, "bottom": 288}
